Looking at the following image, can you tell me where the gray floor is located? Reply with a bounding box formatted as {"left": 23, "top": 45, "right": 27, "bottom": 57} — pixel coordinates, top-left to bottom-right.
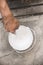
{"left": 0, "top": 15, "right": 43, "bottom": 65}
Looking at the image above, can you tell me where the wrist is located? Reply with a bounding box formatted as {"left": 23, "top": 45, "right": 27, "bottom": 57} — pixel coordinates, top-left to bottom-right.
{"left": 3, "top": 14, "right": 13, "bottom": 25}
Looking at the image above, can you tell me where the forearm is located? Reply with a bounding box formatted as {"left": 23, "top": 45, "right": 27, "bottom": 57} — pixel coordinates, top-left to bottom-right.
{"left": 0, "top": 0, "right": 14, "bottom": 25}
{"left": 0, "top": 0, "right": 12, "bottom": 17}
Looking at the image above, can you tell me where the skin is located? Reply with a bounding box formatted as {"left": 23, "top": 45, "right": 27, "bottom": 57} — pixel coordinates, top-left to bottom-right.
{"left": 0, "top": 0, "right": 19, "bottom": 33}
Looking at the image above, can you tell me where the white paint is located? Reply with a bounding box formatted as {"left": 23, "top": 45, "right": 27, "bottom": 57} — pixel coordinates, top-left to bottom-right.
{"left": 8, "top": 25, "right": 33, "bottom": 51}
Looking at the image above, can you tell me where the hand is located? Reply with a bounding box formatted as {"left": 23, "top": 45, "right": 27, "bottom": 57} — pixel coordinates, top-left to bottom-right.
{"left": 3, "top": 16, "right": 19, "bottom": 33}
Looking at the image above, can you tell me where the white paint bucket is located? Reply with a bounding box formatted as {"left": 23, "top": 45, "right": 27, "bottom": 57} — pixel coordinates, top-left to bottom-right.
{"left": 8, "top": 25, "right": 34, "bottom": 53}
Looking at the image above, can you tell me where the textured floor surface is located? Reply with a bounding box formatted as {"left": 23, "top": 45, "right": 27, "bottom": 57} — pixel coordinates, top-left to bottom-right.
{"left": 0, "top": 15, "right": 43, "bottom": 65}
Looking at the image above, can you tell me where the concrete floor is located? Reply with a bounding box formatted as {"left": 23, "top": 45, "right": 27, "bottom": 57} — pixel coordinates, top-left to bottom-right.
{"left": 0, "top": 15, "right": 43, "bottom": 65}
